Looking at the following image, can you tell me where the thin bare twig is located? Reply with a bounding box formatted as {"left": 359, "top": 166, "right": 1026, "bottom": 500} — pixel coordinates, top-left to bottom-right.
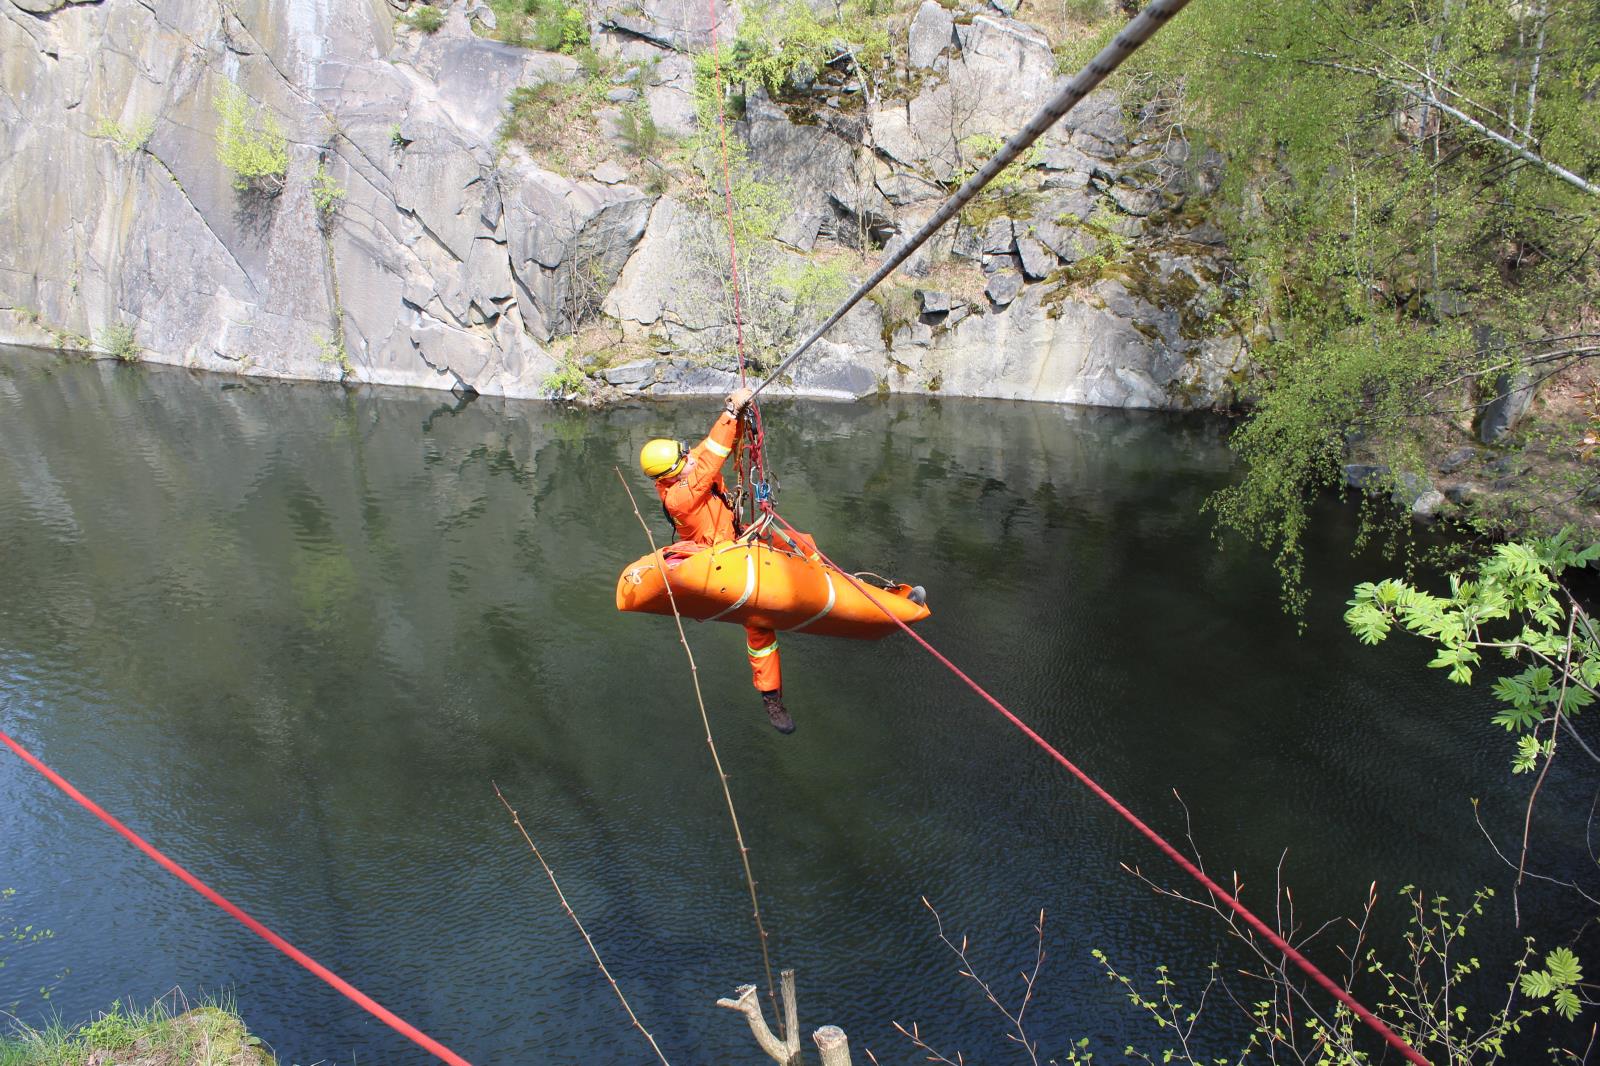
{"left": 614, "top": 467, "right": 782, "bottom": 1034}
{"left": 493, "top": 782, "right": 672, "bottom": 1066}
{"left": 1231, "top": 49, "right": 1600, "bottom": 196}
{"left": 1470, "top": 797, "right": 1600, "bottom": 908}
{"left": 917, "top": 898, "right": 1043, "bottom": 1066}
{"left": 1511, "top": 612, "right": 1577, "bottom": 924}
{"left": 1119, "top": 817, "right": 1366, "bottom": 1066}
{"left": 887, "top": 1019, "right": 967, "bottom": 1065}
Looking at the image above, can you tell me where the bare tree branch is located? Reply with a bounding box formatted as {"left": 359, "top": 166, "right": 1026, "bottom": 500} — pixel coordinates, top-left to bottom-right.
{"left": 1233, "top": 50, "right": 1600, "bottom": 196}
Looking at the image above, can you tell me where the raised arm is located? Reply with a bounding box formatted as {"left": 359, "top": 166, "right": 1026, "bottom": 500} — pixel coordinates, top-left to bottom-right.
{"left": 662, "top": 410, "right": 740, "bottom": 511}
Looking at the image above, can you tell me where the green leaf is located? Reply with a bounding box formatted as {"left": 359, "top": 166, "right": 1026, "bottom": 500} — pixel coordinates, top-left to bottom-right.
{"left": 1543, "top": 947, "right": 1582, "bottom": 986}
{"left": 1519, "top": 970, "right": 1555, "bottom": 998}
{"left": 1491, "top": 705, "right": 1542, "bottom": 732}
{"left": 1512, "top": 734, "right": 1546, "bottom": 773}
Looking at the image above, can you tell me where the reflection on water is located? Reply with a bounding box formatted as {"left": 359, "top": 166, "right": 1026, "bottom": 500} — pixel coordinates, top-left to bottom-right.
{"left": 0, "top": 351, "right": 1560, "bottom": 1063}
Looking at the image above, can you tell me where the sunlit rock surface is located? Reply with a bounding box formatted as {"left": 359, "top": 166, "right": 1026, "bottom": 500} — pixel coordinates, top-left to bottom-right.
{"left": 1, "top": 0, "right": 1246, "bottom": 408}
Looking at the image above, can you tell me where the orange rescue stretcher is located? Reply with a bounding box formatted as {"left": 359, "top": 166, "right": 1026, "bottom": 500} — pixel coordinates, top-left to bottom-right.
{"left": 615, "top": 519, "right": 930, "bottom": 640}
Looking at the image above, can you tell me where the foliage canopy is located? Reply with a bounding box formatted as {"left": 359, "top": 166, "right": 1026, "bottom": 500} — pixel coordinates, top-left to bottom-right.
{"left": 1073, "top": 0, "right": 1600, "bottom": 601}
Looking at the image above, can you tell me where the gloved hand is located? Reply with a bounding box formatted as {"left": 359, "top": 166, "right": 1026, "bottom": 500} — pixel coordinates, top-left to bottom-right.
{"left": 724, "top": 386, "right": 755, "bottom": 415}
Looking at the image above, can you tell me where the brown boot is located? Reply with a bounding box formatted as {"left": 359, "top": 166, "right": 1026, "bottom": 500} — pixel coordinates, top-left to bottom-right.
{"left": 761, "top": 689, "right": 795, "bottom": 734}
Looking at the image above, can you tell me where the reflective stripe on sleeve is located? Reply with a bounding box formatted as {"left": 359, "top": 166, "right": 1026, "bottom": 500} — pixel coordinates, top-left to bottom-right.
{"left": 746, "top": 642, "right": 778, "bottom": 658}
{"left": 703, "top": 438, "right": 732, "bottom": 457}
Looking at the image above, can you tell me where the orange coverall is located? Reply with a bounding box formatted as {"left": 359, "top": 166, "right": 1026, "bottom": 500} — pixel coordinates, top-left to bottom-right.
{"left": 655, "top": 411, "right": 781, "bottom": 693}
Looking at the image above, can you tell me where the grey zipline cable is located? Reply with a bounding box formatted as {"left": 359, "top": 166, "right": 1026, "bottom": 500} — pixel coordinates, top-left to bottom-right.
{"left": 749, "top": 0, "right": 1191, "bottom": 400}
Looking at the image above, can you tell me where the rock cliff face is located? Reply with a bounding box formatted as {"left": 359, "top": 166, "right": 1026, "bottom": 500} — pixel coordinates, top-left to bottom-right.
{"left": 0, "top": 0, "right": 1247, "bottom": 408}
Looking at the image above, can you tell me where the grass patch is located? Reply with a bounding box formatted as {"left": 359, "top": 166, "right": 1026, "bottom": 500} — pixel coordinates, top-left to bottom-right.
{"left": 0, "top": 992, "right": 275, "bottom": 1065}
{"left": 317, "top": 335, "right": 352, "bottom": 377}
{"left": 541, "top": 353, "right": 591, "bottom": 397}
{"left": 615, "top": 102, "right": 659, "bottom": 161}
{"left": 499, "top": 59, "right": 665, "bottom": 176}
{"left": 1018, "top": 0, "right": 1118, "bottom": 57}
{"left": 98, "top": 323, "right": 142, "bottom": 363}
{"left": 1050, "top": 201, "right": 1135, "bottom": 286}
{"left": 310, "top": 162, "right": 346, "bottom": 222}
{"left": 91, "top": 116, "right": 155, "bottom": 154}
{"left": 914, "top": 256, "right": 989, "bottom": 304}
{"left": 402, "top": 2, "right": 444, "bottom": 32}
{"left": 499, "top": 80, "right": 606, "bottom": 173}
{"left": 703, "top": 0, "right": 893, "bottom": 98}
{"left": 481, "top": 0, "right": 588, "bottom": 52}
{"left": 867, "top": 282, "right": 923, "bottom": 346}
{"left": 951, "top": 134, "right": 1043, "bottom": 227}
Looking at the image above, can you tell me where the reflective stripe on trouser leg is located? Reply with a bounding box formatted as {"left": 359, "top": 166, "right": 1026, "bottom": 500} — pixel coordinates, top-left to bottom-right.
{"left": 744, "top": 625, "right": 781, "bottom": 692}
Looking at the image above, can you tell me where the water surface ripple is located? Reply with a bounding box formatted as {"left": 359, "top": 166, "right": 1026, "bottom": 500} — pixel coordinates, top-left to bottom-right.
{"left": 0, "top": 353, "right": 1559, "bottom": 1063}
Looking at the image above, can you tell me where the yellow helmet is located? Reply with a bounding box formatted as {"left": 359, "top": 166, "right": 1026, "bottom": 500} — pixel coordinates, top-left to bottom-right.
{"left": 640, "top": 438, "right": 688, "bottom": 479}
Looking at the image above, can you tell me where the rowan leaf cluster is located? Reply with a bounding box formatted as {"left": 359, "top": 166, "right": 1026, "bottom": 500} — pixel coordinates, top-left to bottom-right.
{"left": 1347, "top": 528, "right": 1600, "bottom": 772}
{"left": 1520, "top": 946, "right": 1585, "bottom": 1022}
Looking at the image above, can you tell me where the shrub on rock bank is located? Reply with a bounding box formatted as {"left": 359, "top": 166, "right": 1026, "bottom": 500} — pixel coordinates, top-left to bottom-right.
{"left": 0, "top": 994, "right": 275, "bottom": 1065}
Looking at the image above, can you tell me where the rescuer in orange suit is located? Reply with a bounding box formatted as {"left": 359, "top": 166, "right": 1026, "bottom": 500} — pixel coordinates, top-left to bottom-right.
{"left": 638, "top": 386, "right": 795, "bottom": 735}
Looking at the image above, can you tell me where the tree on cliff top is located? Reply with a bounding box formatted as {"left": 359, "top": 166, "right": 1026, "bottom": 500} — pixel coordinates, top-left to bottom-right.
{"left": 1084, "top": 0, "right": 1599, "bottom": 607}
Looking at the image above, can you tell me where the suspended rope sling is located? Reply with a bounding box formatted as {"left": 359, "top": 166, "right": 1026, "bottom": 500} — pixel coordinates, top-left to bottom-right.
{"left": 703, "top": 0, "right": 773, "bottom": 527}
{"left": 701, "top": 1, "right": 1433, "bottom": 1062}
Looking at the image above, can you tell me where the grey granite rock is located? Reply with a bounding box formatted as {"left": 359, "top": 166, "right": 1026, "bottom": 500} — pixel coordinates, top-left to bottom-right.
{"left": 908, "top": 0, "right": 954, "bottom": 68}
{"left": 1109, "top": 184, "right": 1164, "bottom": 217}
{"left": 981, "top": 218, "right": 1015, "bottom": 254}
{"left": 742, "top": 88, "right": 888, "bottom": 247}
{"left": 0, "top": 0, "right": 1247, "bottom": 412}
{"left": 598, "top": 0, "right": 733, "bottom": 51}
{"left": 604, "top": 358, "right": 655, "bottom": 386}
{"left": 1390, "top": 471, "right": 1432, "bottom": 507}
{"left": 1343, "top": 463, "right": 1391, "bottom": 491}
{"left": 775, "top": 211, "right": 825, "bottom": 252}
{"left": 877, "top": 171, "right": 944, "bottom": 206}
{"left": 1438, "top": 446, "right": 1478, "bottom": 474}
{"left": 985, "top": 270, "right": 1023, "bottom": 306}
{"left": 1016, "top": 236, "right": 1055, "bottom": 280}
{"left": 1411, "top": 490, "right": 1447, "bottom": 520}
{"left": 1478, "top": 369, "right": 1536, "bottom": 443}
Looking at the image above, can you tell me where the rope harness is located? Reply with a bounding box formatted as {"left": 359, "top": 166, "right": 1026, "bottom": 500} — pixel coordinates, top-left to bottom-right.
{"left": 703, "top": 0, "right": 772, "bottom": 526}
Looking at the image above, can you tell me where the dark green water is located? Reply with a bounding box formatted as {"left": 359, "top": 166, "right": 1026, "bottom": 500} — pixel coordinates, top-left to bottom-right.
{"left": 0, "top": 351, "right": 1566, "bottom": 1063}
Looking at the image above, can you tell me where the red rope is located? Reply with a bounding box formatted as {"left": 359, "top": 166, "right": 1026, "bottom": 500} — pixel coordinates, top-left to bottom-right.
{"left": 762, "top": 508, "right": 1431, "bottom": 1066}
{"left": 703, "top": 2, "right": 749, "bottom": 385}
{"left": 0, "top": 728, "right": 475, "bottom": 1066}
{"left": 702, "top": 0, "right": 772, "bottom": 514}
